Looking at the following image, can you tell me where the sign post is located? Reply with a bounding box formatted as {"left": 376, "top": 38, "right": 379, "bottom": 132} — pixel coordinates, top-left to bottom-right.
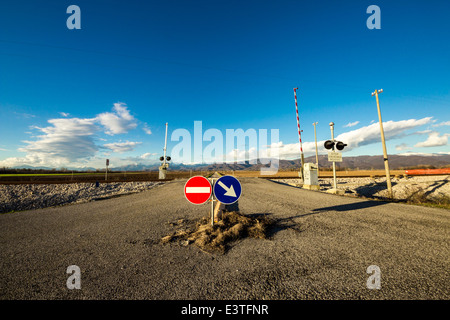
{"left": 330, "top": 123, "right": 337, "bottom": 190}
{"left": 105, "top": 159, "right": 109, "bottom": 181}
{"left": 326, "top": 123, "right": 344, "bottom": 195}
{"left": 210, "top": 188, "right": 215, "bottom": 226}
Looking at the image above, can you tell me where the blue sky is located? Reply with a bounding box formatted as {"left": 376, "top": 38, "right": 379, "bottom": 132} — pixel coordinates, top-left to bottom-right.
{"left": 0, "top": 0, "right": 449, "bottom": 168}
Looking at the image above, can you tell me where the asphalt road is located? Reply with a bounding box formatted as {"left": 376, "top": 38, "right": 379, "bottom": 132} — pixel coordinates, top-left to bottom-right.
{"left": 0, "top": 178, "right": 448, "bottom": 300}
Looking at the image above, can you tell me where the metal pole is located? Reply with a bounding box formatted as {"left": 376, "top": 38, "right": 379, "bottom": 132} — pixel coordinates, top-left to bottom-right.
{"left": 211, "top": 199, "right": 215, "bottom": 226}
{"left": 163, "top": 122, "right": 168, "bottom": 166}
{"left": 159, "top": 123, "right": 169, "bottom": 180}
{"left": 293, "top": 88, "right": 304, "bottom": 180}
{"left": 313, "top": 122, "right": 319, "bottom": 167}
{"left": 330, "top": 122, "right": 337, "bottom": 190}
{"left": 372, "top": 89, "right": 393, "bottom": 198}
{"left": 210, "top": 178, "right": 215, "bottom": 226}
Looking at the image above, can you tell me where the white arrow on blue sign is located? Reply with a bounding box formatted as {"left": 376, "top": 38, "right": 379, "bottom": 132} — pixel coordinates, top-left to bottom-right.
{"left": 213, "top": 175, "right": 242, "bottom": 204}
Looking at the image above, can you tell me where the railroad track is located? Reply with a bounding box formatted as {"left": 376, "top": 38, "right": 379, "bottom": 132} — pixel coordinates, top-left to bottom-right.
{"left": 1, "top": 169, "right": 448, "bottom": 185}
{"left": 0, "top": 178, "right": 174, "bottom": 185}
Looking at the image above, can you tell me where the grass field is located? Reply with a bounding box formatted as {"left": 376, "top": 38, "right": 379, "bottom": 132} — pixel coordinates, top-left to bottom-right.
{"left": 0, "top": 173, "right": 103, "bottom": 177}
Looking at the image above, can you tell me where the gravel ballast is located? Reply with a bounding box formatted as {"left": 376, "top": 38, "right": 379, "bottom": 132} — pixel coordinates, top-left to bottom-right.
{"left": 0, "top": 181, "right": 165, "bottom": 214}
{"left": 271, "top": 175, "right": 450, "bottom": 202}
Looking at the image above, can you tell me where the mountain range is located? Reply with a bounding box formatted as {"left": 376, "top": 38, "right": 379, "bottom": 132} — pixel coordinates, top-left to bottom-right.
{"left": 113, "top": 154, "right": 450, "bottom": 172}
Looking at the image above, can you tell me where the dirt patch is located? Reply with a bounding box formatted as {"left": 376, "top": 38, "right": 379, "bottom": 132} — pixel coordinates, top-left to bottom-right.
{"left": 161, "top": 211, "right": 275, "bottom": 254}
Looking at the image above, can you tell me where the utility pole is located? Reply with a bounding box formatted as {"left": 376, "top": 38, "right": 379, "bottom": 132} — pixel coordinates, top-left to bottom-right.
{"left": 372, "top": 89, "right": 393, "bottom": 198}
{"left": 313, "top": 122, "right": 319, "bottom": 167}
{"left": 293, "top": 87, "right": 305, "bottom": 181}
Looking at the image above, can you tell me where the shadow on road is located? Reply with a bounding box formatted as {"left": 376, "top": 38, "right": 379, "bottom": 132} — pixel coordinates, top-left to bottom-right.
{"left": 354, "top": 181, "right": 397, "bottom": 198}
{"left": 244, "top": 213, "right": 305, "bottom": 237}
{"left": 268, "top": 180, "right": 301, "bottom": 188}
{"left": 222, "top": 198, "right": 387, "bottom": 240}
{"left": 225, "top": 201, "right": 240, "bottom": 212}
{"left": 222, "top": 202, "right": 298, "bottom": 238}
{"left": 256, "top": 200, "right": 388, "bottom": 237}
{"left": 312, "top": 200, "right": 387, "bottom": 212}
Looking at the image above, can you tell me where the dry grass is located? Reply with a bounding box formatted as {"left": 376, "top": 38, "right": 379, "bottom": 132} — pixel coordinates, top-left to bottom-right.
{"left": 405, "top": 191, "right": 450, "bottom": 209}
{"left": 161, "top": 211, "right": 274, "bottom": 254}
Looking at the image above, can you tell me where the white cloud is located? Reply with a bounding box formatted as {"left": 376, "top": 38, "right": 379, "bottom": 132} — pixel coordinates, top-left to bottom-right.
{"left": 414, "top": 130, "right": 432, "bottom": 135}
{"left": 432, "top": 121, "right": 450, "bottom": 127}
{"left": 139, "top": 152, "right": 157, "bottom": 159}
{"left": 104, "top": 141, "right": 142, "bottom": 153}
{"left": 0, "top": 102, "right": 142, "bottom": 168}
{"left": 397, "top": 152, "right": 448, "bottom": 156}
{"left": 13, "top": 112, "right": 35, "bottom": 119}
{"left": 414, "top": 131, "right": 449, "bottom": 148}
{"left": 0, "top": 118, "right": 99, "bottom": 167}
{"left": 59, "top": 112, "right": 70, "bottom": 117}
{"left": 335, "top": 117, "right": 433, "bottom": 150}
{"left": 264, "top": 117, "right": 434, "bottom": 160}
{"left": 142, "top": 123, "right": 152, "bottom": 135}
{"left": 97, "top": 102, "right": 137, "bottom": 135}
{"left": 343, "top": 121, "right": 360, "bottom": 128}
{"left": 191, "top": 117, "right": 436, "bottom": 164}
{"left": 224, "top": 147, "right": 258, "bottom": 163}
{"left": 395, "top": 143, "right": 411, "bottom": 151}
{"left": 264, "top": 141, "right": 318, "bottom": 160}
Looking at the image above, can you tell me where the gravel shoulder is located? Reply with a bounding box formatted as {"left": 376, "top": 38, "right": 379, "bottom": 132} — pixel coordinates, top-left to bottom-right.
{"left": 272, "top": 175, "right": 450, "bottom": 202}
{"left": 0, "top": 181, "right": 165, "bottom": 214}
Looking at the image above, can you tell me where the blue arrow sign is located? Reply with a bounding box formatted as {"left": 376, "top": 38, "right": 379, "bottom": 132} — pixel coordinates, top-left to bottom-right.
{"left": 213, "top": 175, "right": 242, "bottom": 204}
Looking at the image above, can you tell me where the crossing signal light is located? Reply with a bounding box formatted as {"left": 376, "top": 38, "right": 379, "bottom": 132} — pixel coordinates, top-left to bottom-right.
{"left": 160, "top": 156, "right": 172, "bottom": 161}
{"left": 324, "top": 140, "right": 335, "bottom": 150}
{"left": 166, "top": 156, "right": 171, "bottom": 161}
{"left": 336, "top": 142, "right": 347, "bottom": 150}
{"left": 324, "top": 140, "right": 347, "bottom": 150}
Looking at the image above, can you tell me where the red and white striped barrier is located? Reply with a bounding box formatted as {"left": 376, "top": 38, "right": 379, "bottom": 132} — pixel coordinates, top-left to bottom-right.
{"left": 293, "top": 88, "right": 303, "bottom": 155}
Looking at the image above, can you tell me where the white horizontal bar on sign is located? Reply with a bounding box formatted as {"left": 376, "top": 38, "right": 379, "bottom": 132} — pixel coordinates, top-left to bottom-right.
{"left": 186, "top": 187, "right": 211, "bottom": 193}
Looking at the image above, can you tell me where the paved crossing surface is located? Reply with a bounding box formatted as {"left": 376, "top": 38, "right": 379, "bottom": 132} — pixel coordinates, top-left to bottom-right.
{"left": 1, "top": 178, "right": 448, "bottom": 299}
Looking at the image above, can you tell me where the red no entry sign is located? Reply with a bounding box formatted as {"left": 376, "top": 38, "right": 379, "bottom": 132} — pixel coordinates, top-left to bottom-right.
{"left": 184, "top": 176, "right": 212, "bottom": 205}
